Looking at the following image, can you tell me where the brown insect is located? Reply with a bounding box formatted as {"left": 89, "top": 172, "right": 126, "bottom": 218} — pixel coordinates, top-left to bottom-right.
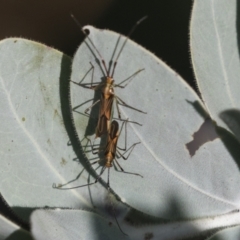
{"left": 53, "top": 119, "right": 143, "bottom": 235}
{"left": 53, "top": 119, "right": 143, "bottom": 190}
{"left": 71, "top": 15, "right": 147, "bottom": 138}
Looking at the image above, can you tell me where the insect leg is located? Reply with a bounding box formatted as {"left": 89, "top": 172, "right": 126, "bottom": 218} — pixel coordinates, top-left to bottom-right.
{"left": 114, "top": 156, "right": 143, "bottom": 178}
{"left": 116, "top": 96, "right": 147, "bottom": 114}
{"left": 114, "top": 68, "right": 144, "bottom": 88}
{"left": 84, "top": 99, "right": 100, "bottom": 114}
{"left": 52, "top": 166, "right": 107, "bottom": 190}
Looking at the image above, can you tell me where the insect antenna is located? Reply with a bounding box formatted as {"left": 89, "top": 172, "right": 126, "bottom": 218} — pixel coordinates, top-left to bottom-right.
{"left": 71, "top": 14, "right": 109, "bottom": 76}
{"left": 110, "top": 15, "right": 148, "bottom": 78}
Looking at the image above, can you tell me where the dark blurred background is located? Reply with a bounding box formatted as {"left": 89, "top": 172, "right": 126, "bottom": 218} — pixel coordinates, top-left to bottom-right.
{"left": 0, "top": 0, "right": 195, "bottom": 89}
{"left": 0, "top": 0, "right": 195, "bottom": 229}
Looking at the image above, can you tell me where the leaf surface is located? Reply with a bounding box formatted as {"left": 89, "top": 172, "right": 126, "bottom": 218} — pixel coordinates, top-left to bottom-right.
{"left": 190, "top": 0, "right": 240, "bottom": 141}
{"left": 70, "top": 26, "right": 240, "bottom": 219}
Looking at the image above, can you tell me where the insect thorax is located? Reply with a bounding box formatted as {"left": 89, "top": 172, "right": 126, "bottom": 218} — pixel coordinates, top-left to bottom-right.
{"left": 103, "top": 77, "right": 115, "bottom": 95}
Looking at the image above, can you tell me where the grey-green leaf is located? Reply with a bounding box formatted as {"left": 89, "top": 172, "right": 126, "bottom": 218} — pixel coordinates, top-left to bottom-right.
{"left": 31, "top": 209, "right": 127, "bottom": 240}
{"left": 0, "top": 38, "right": 109, "bottom": 220}
{"left": 1, "top": 24, "right": 240, "bottom": 240}
{"left": 190, "top": 0, "right": 240, "bottom": 141}
{"left": 70, "top": 26, "right": 240, "bottom": 219}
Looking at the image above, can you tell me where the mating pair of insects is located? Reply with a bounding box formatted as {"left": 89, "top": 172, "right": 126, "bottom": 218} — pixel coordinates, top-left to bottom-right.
{"left": 53, "top": 15, "right": 147, "bottom": 235}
